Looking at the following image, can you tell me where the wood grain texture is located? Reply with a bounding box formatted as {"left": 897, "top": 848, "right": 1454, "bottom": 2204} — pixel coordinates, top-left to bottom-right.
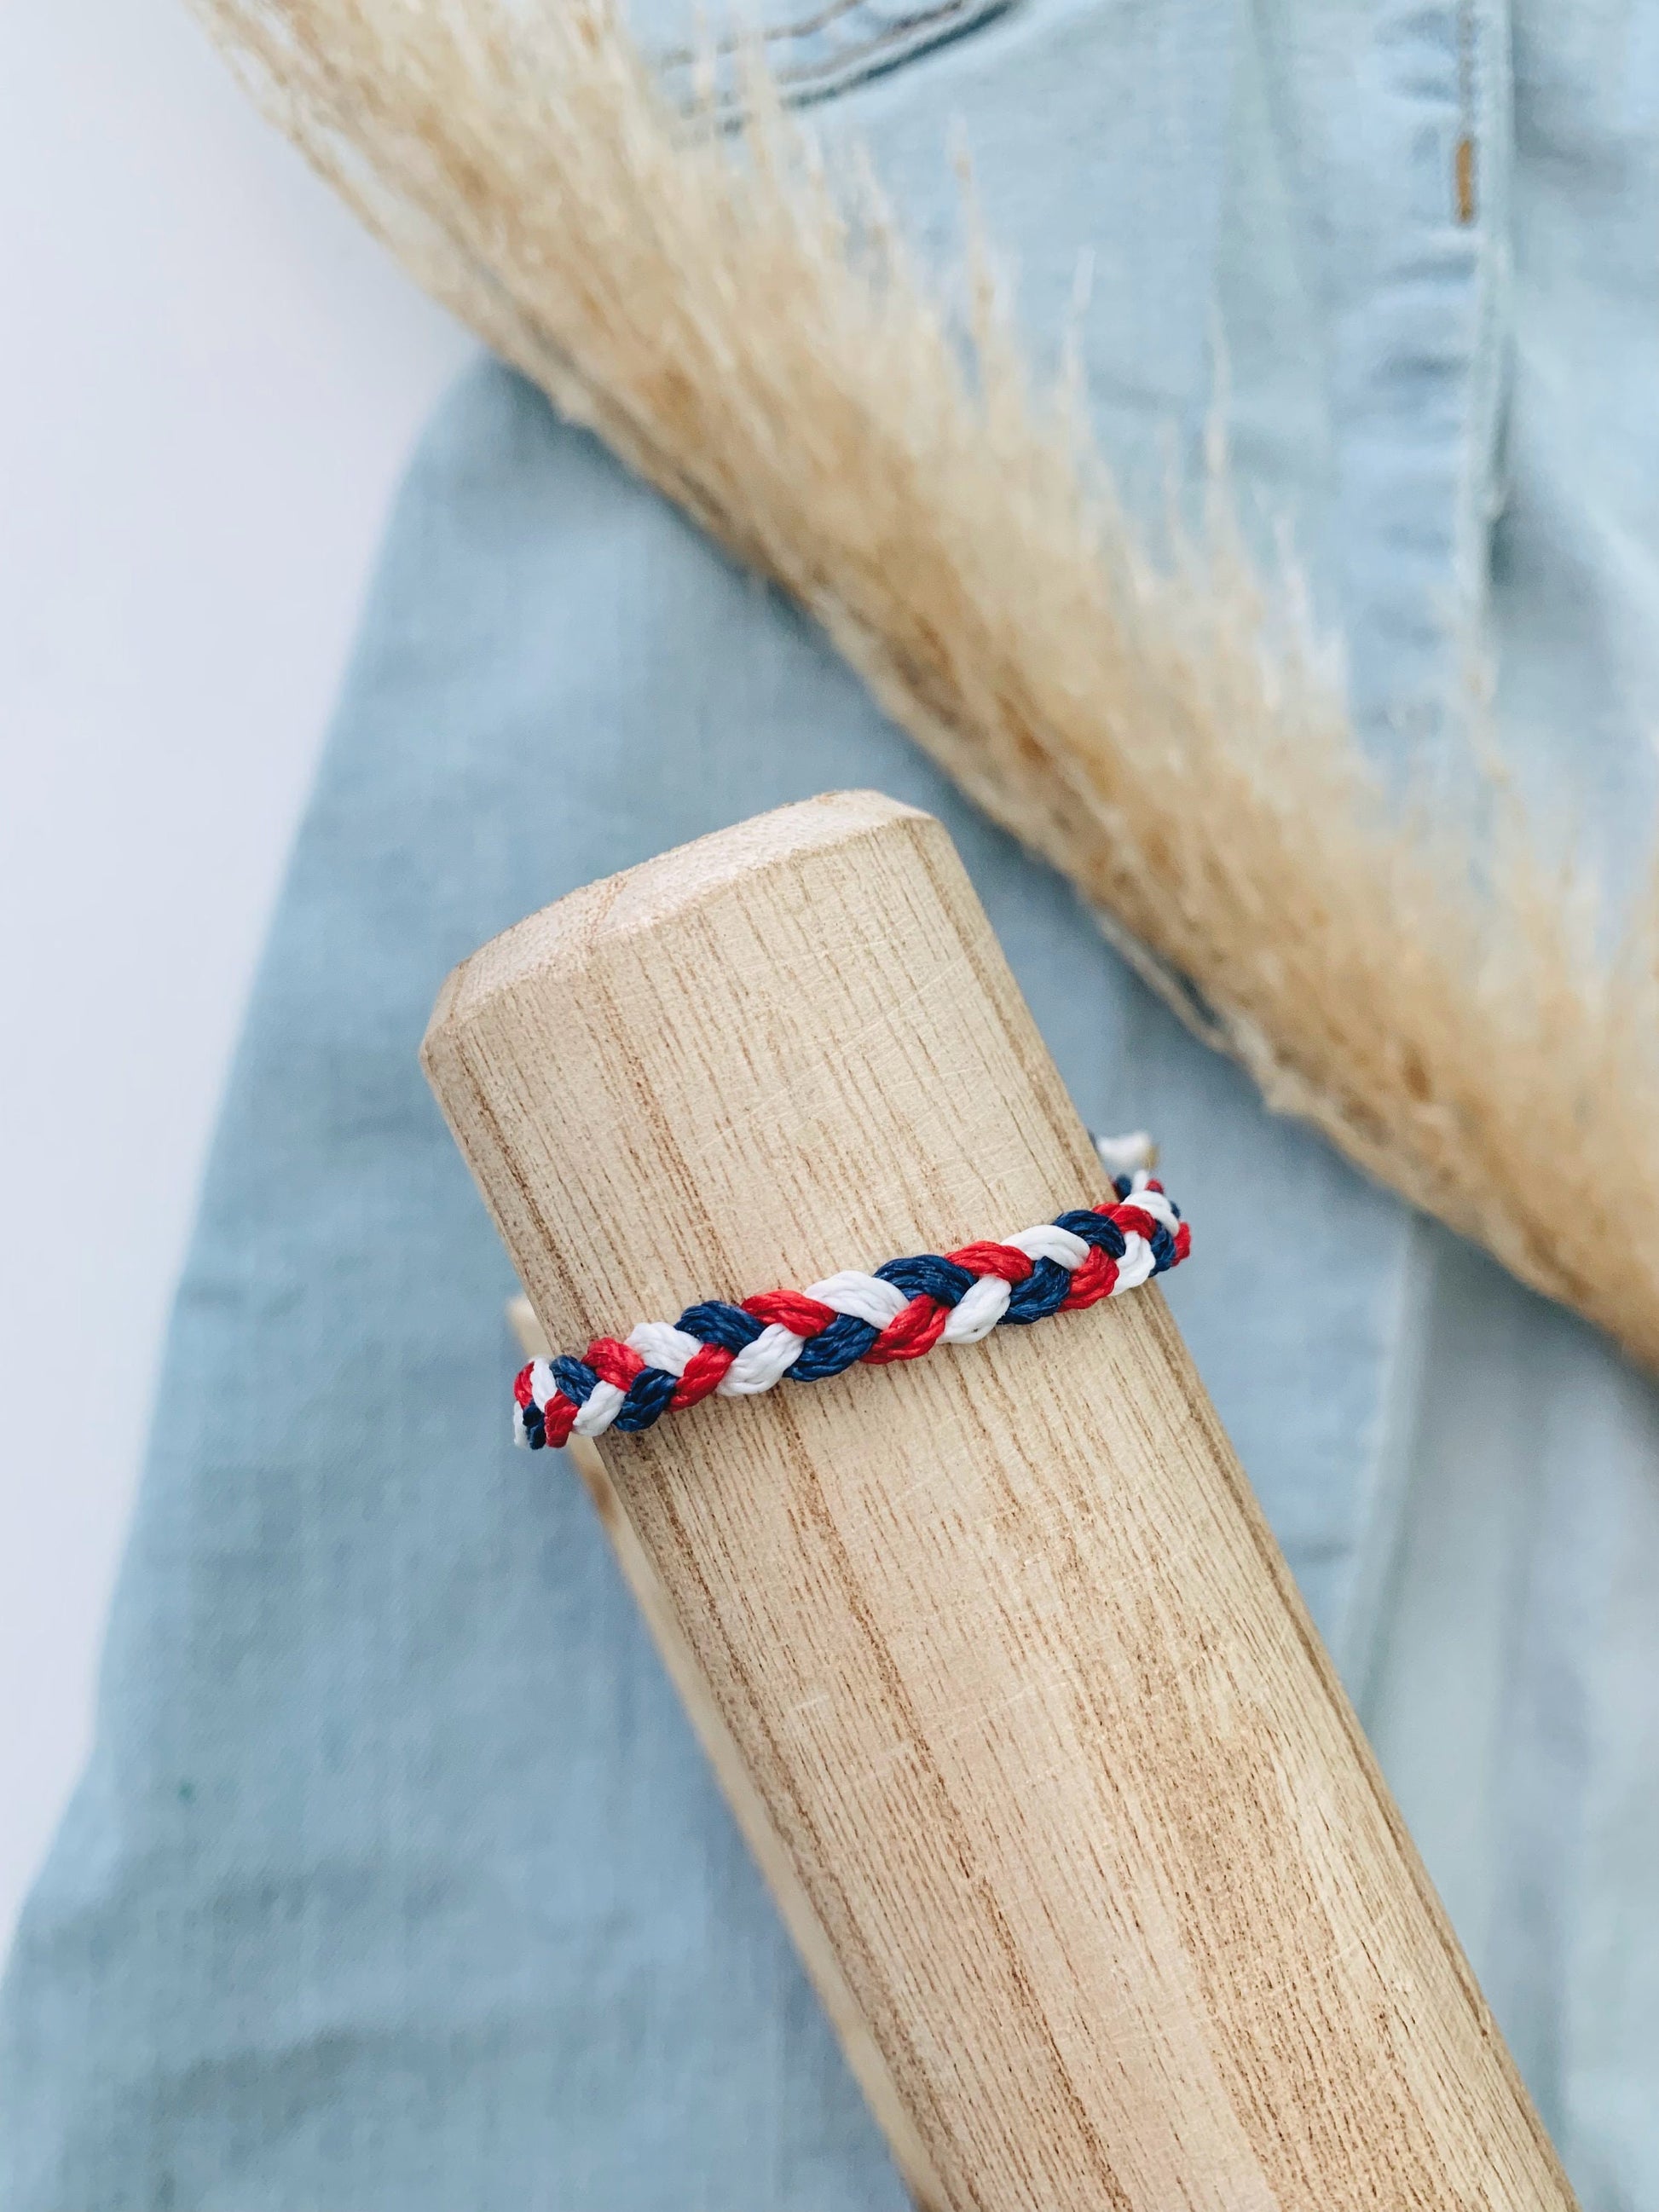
{"left": 425, "top": 791, "right": 1573, "bottom": 2212}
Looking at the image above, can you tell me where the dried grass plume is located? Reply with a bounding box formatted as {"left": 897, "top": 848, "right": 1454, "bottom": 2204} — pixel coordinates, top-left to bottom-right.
{"left": 191, "top": 0, "right": 1659, "bottom": 1371}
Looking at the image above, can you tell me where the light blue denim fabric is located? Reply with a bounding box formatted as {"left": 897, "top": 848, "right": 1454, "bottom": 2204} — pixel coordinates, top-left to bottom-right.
{"left": 4, "top": 0, "right": 1658, "bottom": 2204}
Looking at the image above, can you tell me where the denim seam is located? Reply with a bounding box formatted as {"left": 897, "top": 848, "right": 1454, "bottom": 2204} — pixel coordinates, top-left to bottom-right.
{"left": 652, "top": 0, "right": 1015, "bottom": 115}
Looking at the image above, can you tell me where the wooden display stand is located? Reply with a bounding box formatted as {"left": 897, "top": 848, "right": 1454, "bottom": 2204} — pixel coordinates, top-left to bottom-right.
{"left": 424, "top": 791, "right": 1572, "bottom": 2211}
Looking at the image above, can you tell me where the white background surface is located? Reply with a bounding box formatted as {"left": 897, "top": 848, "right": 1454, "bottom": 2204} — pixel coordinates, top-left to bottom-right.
{"left": 0, "top": 0, "right": 471, "bottom": 1950}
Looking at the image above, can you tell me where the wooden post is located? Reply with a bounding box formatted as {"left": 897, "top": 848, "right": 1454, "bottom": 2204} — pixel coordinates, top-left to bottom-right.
{"left": 423, "top": 791, "right": 1573, "bottom": 2212}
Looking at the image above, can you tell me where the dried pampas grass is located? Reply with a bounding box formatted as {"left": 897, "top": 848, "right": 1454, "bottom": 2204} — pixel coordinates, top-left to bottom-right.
{"left": 192, "top": 0, "right": 1659, "bottom": 1371}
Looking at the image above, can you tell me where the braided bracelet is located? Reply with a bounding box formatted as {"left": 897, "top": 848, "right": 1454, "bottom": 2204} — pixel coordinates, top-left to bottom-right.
{"left": 513, "top": 1141, "right": 1188, "bottom": 1449}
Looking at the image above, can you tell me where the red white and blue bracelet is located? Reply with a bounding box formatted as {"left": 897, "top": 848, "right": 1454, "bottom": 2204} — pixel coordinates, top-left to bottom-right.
{"left": 513, "top": 1139, "right": 1188, "bottom": 1449}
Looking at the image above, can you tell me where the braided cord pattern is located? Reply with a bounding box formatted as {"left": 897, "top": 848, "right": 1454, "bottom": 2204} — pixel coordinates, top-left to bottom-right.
{"left": 513, "top": 1168, "right": 1188, "bottom": 1449}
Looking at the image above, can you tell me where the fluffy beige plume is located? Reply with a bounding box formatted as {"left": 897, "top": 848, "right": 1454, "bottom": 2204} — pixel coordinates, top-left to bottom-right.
{"left": 191, "top": 0, "right": 1659, "bottom": 1369}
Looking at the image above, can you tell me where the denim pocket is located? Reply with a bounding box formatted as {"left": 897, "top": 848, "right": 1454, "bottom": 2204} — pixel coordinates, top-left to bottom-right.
{"left": 642, "top": 0, "right": 1015, "bottom": 118}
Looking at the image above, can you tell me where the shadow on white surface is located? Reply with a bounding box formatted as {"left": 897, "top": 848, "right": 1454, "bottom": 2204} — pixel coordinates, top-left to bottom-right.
{"left": 0, "top": 0, "right": 471, "bottom": 1949}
